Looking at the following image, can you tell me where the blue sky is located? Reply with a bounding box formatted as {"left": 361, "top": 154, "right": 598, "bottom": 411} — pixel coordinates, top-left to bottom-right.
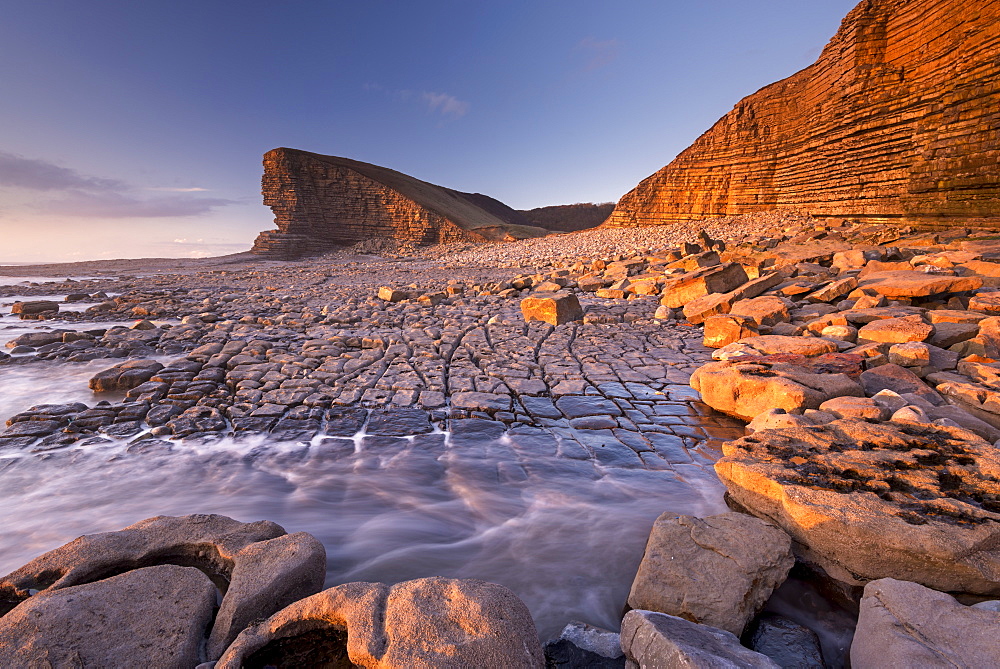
{"left": 0, "top": 0, "right": 859, "bottom": 262}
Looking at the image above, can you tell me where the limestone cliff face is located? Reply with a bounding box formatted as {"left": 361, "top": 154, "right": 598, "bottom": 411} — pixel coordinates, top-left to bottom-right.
{"left": 252, "top": 149, "right": 544, "bottom": 259}
{"left": 605, "top": 0, "right": 1000, "bottom": 228}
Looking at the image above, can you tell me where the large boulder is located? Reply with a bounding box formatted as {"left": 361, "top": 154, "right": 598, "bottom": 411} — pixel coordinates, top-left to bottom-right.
{"left": 628, "top": 512, "right": 793, "bottom": 636}
{"left": 736, "top": 335, "right": 839, "bottom": 357}
{"left": 691, "top": 355, "right": 864, "bottom": 421}
{"left": 0, "top": 514, "right": 326, "bottom": 660}
{"left": 208, "top": 532, "right": 328, "bottom": 658}
{"left": 856, "top": 271, "right": 983, "bottom": 299}
{"left": 216, "top": 577, "right": 545, "bottom": 668}
{"left": 88, "top": 359, "right": 165, "bottom": 392}
{"left": 729, "top": 295, "right": 792, "bottom": 327}
{"left": 0, "top": 564, "right": 215, "bottom": 668}
{"left": 11, "top": 300, "right": 59, "bottom": 315}
{"left": 620, "top": 610, "right": 779, "bottom": 668}
{"left": 715, "top": 419, "right": 1000, "bottom": 594}
{"left": 857, "top": 314, "right": 934, "bottom": 344}
{"left": 660, "top": 263, "right": 749, "bottom": 309}
{"left": 520, "top": 291, "right": 584, "bottom": 326}
{"left": 851, "top": 578, "right": 1000, "bottom": 668}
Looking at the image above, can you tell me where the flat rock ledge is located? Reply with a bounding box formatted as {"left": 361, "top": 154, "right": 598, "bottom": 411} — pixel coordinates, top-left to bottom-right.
{"left": 715, "top": 418, "right": 1000, "bottom": 595}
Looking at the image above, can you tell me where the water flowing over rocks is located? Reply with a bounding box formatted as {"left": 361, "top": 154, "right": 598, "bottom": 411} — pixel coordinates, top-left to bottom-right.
{"left": 10, "top": 213, "right": 1000, "bottom": 663}
{"left": 605, "top": 0, "right": 1000, "bottom": 229}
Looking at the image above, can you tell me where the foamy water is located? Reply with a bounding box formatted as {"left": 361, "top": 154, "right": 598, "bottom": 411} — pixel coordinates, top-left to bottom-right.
{"left": 0, "top": 276, "right": 104, "bottom": 287}
{"left": 0, "top": 422, "right": 727, "bottom": 638}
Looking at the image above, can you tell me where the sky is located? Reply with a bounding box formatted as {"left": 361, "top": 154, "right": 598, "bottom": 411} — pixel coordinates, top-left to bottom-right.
{"left": 0, "top": 0, "right": 860, "bottom": 263}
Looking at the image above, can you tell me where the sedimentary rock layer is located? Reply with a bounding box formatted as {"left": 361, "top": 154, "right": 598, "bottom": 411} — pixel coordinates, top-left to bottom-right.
{"left": 252, "top": 148, "right": 546, "bottom": 259}
{"left": 605, "top": 0, "right": 1000, "bottom": 228}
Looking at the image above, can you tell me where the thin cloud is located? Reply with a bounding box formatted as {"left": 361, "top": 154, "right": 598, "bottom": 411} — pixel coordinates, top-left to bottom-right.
{"left": 421, "top": 92, "right": 469, "bottom": 119}
{"left": 0, "top": 151, "right": 123, "bottom": 191}
{"left": 576, "top": 37, "right": 620, "bottom": 71}
{"left": 0, "top": 150, "right": 237, "bottom": 219}
{"left": 365, "top": 84, "right": 469, "bottom": 119}
{"left": 38, "top": 190, "right": 236, "bottom": 218}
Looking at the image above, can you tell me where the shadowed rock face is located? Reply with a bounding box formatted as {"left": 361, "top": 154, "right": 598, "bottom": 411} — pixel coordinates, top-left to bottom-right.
{"left": 605, "top": 0, "right": 1000, "bottom": 229}
{"left": 252, "top": 148, "right": 547, "bottom": 259}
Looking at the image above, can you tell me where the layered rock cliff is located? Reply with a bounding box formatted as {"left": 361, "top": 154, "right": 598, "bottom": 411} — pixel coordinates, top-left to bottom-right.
{"left": 252, "top": 149, "right": 546, "bottom": 259}
{"left": 605, "top": 0, "right": 1000, "bottom": 228}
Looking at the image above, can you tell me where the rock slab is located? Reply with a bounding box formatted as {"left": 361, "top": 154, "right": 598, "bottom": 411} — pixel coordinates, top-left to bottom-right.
{"left": 628, "top": 511, "right": 793, "bottom": 636}
{"left": 620, "top": 610, "right": 779, "bottom": 668}
{"left": 217, "top": 576, "right": 545, "bottom": 668}
{"left": 852, "top": 578, "right": 1000, "bottom": 668}
{"left": 0, "top": 564, "right": 215, "bottom": 668}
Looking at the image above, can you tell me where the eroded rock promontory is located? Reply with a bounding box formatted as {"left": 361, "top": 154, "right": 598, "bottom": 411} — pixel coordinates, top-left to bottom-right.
{"left": 251, "top": 148, "right": 548, "bottom": 259}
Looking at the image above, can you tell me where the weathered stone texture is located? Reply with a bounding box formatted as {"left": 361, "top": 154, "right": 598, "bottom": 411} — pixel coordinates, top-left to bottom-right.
{"left": 605, "top": 0, "right": 1000, "bottom": 229}
{"left": 252, "top": 148, "right": 545, "bottom": 259}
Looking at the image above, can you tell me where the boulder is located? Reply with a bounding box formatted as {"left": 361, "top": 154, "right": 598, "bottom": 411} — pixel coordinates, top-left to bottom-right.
{"left": 818, "top": 395, "right": 888, "bottom": 421}
{"left": 520, "top": 291, "right": 584, "bottom": 326}
{"left": 620, "top": 610, "right": 779, "bottom": 669}
{"left": 88, "top": 359, "right": 166, "bottom": 392}
{"left": 702, "top": 314, "right": 758, "bottom": 349}
{"left": 857, "top": 314, "right": 934, "bottom": 343}
{"left": 969, "top": 291, "right": 1000, "bottom": 314}
{"left": 887, "top": 341, "right": 932, "bottom": 367}
{"left": 10, "top": 300, "right": 59, "bottom": 315}
{"left": 660, "top": 264, "right": 749, "bottom": 309}
{"left": 628, "top": 512, "right": 793, "bottom": 636}
{"left": 806, "top": 276, "right": 858, "bottom": 303}
{"left": 216, "top": 577, "right": 544, "bottom": 668}
{"left": 208, "top": 532, "right": 327, "bottom": 659}
{"left": 715, "top": 419, "right": 1000, "bottom": 594}
{"left": 859, "top": 363, "right": 943, "bottom": 405}
{"left": 682, "top": 292, "right": 731, "bottom": 324}
{"left": 750, "top": 614, "right": 825, "bottom": 669}
{"left": 737, "top": 335, "right": 839, "bottom": 357}
{"left": 856, "top": 271, "right": 983, "bottom": 299}
{"left": 691, "top": 356, "right": 864, "bottom": 421}
{"left": 852, "top": 578, "right": 1000, "bottom": 668}
{"left": 5, "top": 331, "right": 64, "bottom": 348}
{"left": 0, "top": 514, "right": 326, "bottom": 660}
{"left": 378, "top": 287, "right": 408, "bottom": 302}
{"left": 0, "top": 564, "right": 215, "bottom": 668}
{"left": 730, "top": 295, "right": 792, "bottom": 327}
